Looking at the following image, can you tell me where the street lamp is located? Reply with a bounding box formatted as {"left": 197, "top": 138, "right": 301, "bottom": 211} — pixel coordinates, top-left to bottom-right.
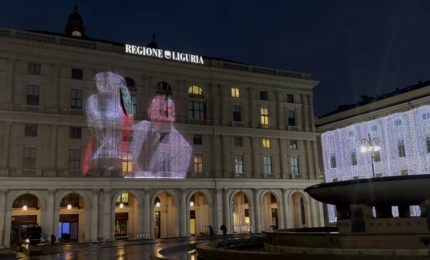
{"left": 360, "top": 133, "right": 380, "bottom": 178}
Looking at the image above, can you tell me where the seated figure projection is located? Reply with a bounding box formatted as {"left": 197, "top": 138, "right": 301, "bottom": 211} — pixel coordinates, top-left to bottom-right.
{"left": 85, "top": 72, "right": 133, "bottom": 174}
{"left": 132, "top": 95, "right": 192, "bottom": 178}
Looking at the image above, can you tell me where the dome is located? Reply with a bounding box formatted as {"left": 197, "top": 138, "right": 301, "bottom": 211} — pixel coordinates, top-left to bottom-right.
{"left": 64, "top": 4, "right": 86, "bottom": 38}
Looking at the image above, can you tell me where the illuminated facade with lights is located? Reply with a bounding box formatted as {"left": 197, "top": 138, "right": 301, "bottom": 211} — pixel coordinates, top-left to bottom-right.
{"left": 317, "top": 81, "right": 430, "bottom": 222}
{"left": 0, "top": 7, "right": 324, "bottom": 248}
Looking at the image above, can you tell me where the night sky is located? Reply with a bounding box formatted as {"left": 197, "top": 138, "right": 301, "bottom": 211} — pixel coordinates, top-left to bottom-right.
{"left": 1, "top": 0, "right": 430, "bottom": 116}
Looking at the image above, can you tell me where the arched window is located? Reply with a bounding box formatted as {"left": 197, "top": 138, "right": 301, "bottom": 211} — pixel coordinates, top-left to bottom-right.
{"left": 188, "top": 85, "right": 204, "bottom": 97}
{"left": 188, "top": 85, "right": 206, "bottom": 120}
{"left": 156, "top": 81, "right": 172, "bottom": 95}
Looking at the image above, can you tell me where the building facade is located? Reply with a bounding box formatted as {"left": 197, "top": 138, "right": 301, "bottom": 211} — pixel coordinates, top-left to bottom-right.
{"left": 0, "top": 14, "right": 324, "bottom": 247}
{"left": 317, "top": 81, "right": 430, "bottom": 222}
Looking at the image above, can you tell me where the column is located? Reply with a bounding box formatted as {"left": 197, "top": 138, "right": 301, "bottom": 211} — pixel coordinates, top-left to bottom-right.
{"left": 143, "top": 190, "right": 151, "bottom": 238}
{"left": 90, "top": 190, "right": 99, "bottom": 242}
{"left": 312, "top": 140, "right": 320, "bottom": 180}
{"left": 253, "top": 190, "right": 261, "bottom": 233}
{"left": 102, "top": 190, "right": 112, "bottom": 240}
{"left": 283, "top": 189, "right": 293, "bottom": 228}
{"left": 0, "top": 122, "right": 11, "bottom": 176}
{"left": 223, "top": 189, "right": 231, "bottom": 233}
{"left": 222, "top": 136, "right": 232, "bottom": 177}
{"left": 213, "top": 189, "right": 223, "bottom": 234}
{"left": 279, "top": 139, "right": 287, "bottom": 179}
{"left": 44, "top": 190, "right": 56, "bottom": 236}
{"left": 277, "top": 191, "right": 285, "bottom": 229}
{"left": 0, "top": 190, "right": 7, "bottom": 248}
{"left": 306, "top": 140, "right": 313, "bottom": 179}
{"left": 212, "top": 134, "right": 223, "bottom": 178}
{"left": 6, "top": 58, "right": 15, "bottom": 106}
{"left": 179, "top": 190, "right": 187, "bottom": 237}
{"left": 48, "top": 126, "right": 58, "bottom": 177}
{"left": 251, "top": 138, "right": 260, "bottom": 178}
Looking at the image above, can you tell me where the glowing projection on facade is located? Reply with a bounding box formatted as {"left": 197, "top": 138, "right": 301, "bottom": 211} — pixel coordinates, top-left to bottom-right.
{"left": 321, "top": 105, "right": 430, "bottom": 221}
{"left": 84, "top": 72, "right": 192, "bottom": 178}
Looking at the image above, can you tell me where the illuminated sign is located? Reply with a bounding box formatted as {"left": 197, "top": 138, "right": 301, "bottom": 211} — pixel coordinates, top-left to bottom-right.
{"left": 125, "top": 44, "right": 204, "bottom": 65}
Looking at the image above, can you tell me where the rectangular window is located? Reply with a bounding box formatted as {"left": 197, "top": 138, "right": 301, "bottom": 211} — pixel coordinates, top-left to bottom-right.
{"left": 262, "top": 138, "right": 271, "bottom": 148}
{"left": 234, "top": 136, "right": 243, "bottom": 147}
{"left": 193, "top": 154, "right": 203, "bottom": 174}
{"left": 330, "top": 155, "right": 336, "bottom": 168}
{"left": 24, "top": 124, "right": 38, "bottom": 137}
{"left": 122, "top": 153, "right": 133, "bottom": 174}
{"left": 193, "top": 135, "right": 202, "bottom": 145}
{"left": 289, "top": 140, "right": 298, "bottom": 150}
{"left": 260, "top": 91, "right": 268, "bottom": 100}
{"left": 189, "top": 101, "right": 206, "bottom": 120}
{"left": 260, "top": 108, "right": 269, "bottom": 128}
{"left": 290, "top": 157, "right": 300, "bottom": 175}
{"left": 130, "top": 92, "right": 137, "bottom": 115}
{"left": 71, "top": 68, "right": 83, "bottom": 80}
{"left": 69, "top": 127, "right": 82, "bottom": 139}
{"left": 263, "top": 156, "right": 272, "bottom": 175}
{"left": 69, "top": 149, "right": 81, "bottom": 171}
{"left": 373, "top": 150, "right": 381, "bottom": 162}
{"left": 394, "top": 119, "right": 402, "bottom": 126}
{"left": 400, "top": 169, "right": 408, "bottom": 176}
{"left": 351, "top": 151, "right": 357, "bottom": 166}
{"left": 231, "top": 88, "right": 240, "bottom": 98}
{"left": 234, "top": 155, "right": 244, "bottom": 176}
{"left": 28, "top": 63, "right": 41, "bottom": 75}
{"left": 233, "top": 105, "right": 241, "bottom": 122}
{"left": 286, "top": 94, "right": 294, "bottom": 103}
{"left": 398, "top": 140, "right": 406, "bottom": 157}
{"left": 23, "top": 147, "right": 37, "bottom": 169}
{"left": 26, "top": 85, "right": 40, "bottom": 106}
{"left": 288, "top": 111, "right": 296, "bottom": 126}
{"left": 426, "top": 137, "right": 430, "bottom": 153}
{"left": 71, "top": 89, "right": 83, "bottom": 109}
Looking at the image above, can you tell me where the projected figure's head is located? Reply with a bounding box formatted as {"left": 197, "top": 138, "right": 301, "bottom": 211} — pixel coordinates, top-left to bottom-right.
{"left": 148, "top": 95, "right": 175, "bottom": 132}
{"left": 94, "top": 72, "right": 126, "bottom": 94}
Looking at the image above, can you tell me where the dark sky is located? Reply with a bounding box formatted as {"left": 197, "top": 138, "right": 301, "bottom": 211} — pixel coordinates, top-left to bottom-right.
{"left": 1, "top": 0, "right": 430, "bottom": 116}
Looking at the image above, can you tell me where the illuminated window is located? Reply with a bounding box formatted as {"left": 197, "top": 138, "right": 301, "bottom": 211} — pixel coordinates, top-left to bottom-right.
{"left": 398, "top": 140, "right": 406, "bottom": 157}
{"left": 244, "top": 208, "right": 250, "bottom": 224}
{"left": 289, "top": 140, "right": 298, "bottom": 150}
{"left": 231, "top": 88, "right": 240, "bottom": 98}
{"left": 69, "top": 149, "right": 81, "bottom": 171}
{"left": 260, "top": 91, "right": 268, "bottom": 100}
{"left": 401, "top": 169, "right": 408, "bottom": 176}
{"left": 24, "top": 124, "right": 38, "bottom": 137}
{"left": 288, "top": 111, "right": 296, "bottom": 126}
{"left": 234, "top": 136, "right": 243, "bottom": 147}
{"left": 71, "top": 89, "right": 82, "bottom": 109}
{"left": 70, "top": 127, "right": 81, "bottom": 139}
{"left": 351, "top": 151, "right": 357, "bottom": 166}
{"left": 28, "top": 63, "right": 41, "bottom": 75}
{"left": 122, "top": 153, "right": 133, "bottom": 173}
{"left": 193, "top": 154, "right": 203, "bottom": 174}
{"left": 23, "top": 147, "right": 36, "bottom": 169}
{"left": 188, "top": 85, "right": 203, "bottom": 96}
{"left": 189, "top": 101, "right": 206, "bottom": 120}
{"left": 290, "top": 157, "right": 300, "bottom": 175}
{"left": 262, "top": 138, "right": 271, "bottom": 148}
{"left": 71, "top": 68, "right": 83, "bottom": 80}
{"left": 330, "top": 155, "right": 336, "bottom": 168}
{"left": 234, "top": 155, "right": 244, "bottom": 176}
{"left": 233, "top": 105, "right": 241, "bottom": 121}
{"left": 26, "top": 85, "right": 39, "bottom": 106}
{"left": 263, "top": 156, "right": 272, "bottom": 175}
{"left": 260, "top": 108, "right": 269, "bottom": 128}
{"left": 116, "top": 193, "right": 129, "bottom": 204}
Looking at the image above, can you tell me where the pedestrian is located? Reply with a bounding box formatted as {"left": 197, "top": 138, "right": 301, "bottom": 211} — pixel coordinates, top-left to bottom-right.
{"left": 208, "top": 225, "right": 214, "bottom": 236}
{"left": 220, "top": 224, "right": 227, "bottom": 235}
{"left": 50, "top": 234, "right": 56, "bottom": 245}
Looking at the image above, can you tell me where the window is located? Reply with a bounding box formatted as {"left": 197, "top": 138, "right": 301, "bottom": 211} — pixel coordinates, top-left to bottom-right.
{"left": 286, "top": 94, "right": 294, "bottom": 103}
{"left": 231, "top": 88, "right": 240, "bottom": 98}
{"left": 188, "top": 85, "right": 203, "bottom": 96}
{"left": 373, "top": 150, "right": 381, "bottom": 162}
{"left": 156, "top": 81, "right": 172, "bottom": 95}
{"left": 28, "top": 63, "right": 41, "bottom": 75}
{"left": 189, "top": 101, "right": 206, "bottom": 120}
{"left": 70, "top": 127, "right": 82, "bottom": 139}
{"left": 233, "top": 105, "right": 241, "bottom": 122}
{"left": 400, "top": 169, "right": 408, "bottom": 176}
{"left": 330, "top": 155, "right": 336, "bottom": 168}
{"left": 394, "top": 119, "right": 402, "bottom": 126}
{"left": 288, "top": 111, "right": 296, "bottom": 126}
{"left": 289, "top": 140, "right": 298, "bottom": 150}
{"left": 371, "top": 125, "right": 377, "bottom": 132}
{"left": 260, "top": 108, "right": 269, "bottom": 128}
{"left": 69, "top": 149, "right": 81, "bottom": 171}
{"left": 260, "top": 91, "right": 268, "bottom": 100}
{"left": 122, "top": 153, "right": 133, "bottom": 174}
{"left": 398, "top": 140, "right": 406, "bottom": 157}
{"left": 71, "top": 68, "right": 83, "bottom": 79}
{"left": 427, "top": 137, "right": 430, "bottom": 153}
{"left": 116, "top": 193, "right": 129, "bottom": 204}
{"left": 70, "top": 89, "right": 83, "bottom": 109}
{"left": 24, "top": 124, "right": 38, "bottom": 137}
{"left": 262, "top": 138, "right": 271, "bottom": 148}
{"left": 234, "top": 155, "right": 244, "bottom": 176}
{"left": 263, "top": 156, "right": 272, "bottom": 175}
{"left": 193, "top": 135, "right": 202, "bottom": 145}
{"left": 234, "top": 136, "right": 243, "bottom": 147}
{"left": 351, "top": 151, "right": 357, "bottom": 166}
{"left": 26, "top": 85, "right": 39, "bottom": 105}
{"left": 423, "top": 113, "right": 430, "bottom": 120}
{"left": 23, "top": 147, "right": 36, "bottom": 169}
{"left": 193, "top": 154, "right": 203, "bottom": 174}
{"left": 130, "top": 92, "right": 137, "bottom": 115}
{"left": 290, "top": 157, "right": 300, "bottom": 175}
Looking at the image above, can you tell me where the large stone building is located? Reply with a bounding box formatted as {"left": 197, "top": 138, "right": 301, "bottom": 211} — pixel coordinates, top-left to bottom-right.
{"left": 0, "top": 6, "right": 324, "bottom": 248}
{"left": 317, "top": 80, "right": 430, "bottom": 222}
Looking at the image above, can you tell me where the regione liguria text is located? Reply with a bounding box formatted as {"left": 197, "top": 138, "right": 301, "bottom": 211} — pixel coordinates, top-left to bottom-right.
{"left": 125, "top": 44, "right": 204, "bottom": 65}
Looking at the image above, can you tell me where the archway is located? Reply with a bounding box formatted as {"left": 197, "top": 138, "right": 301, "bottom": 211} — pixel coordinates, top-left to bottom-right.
{"left": 114, "top": 192, "right": 141, "bottom": 239}
{"left": 262, "top": 192, "right": 279, "bottom": 231}
{"left": 188, "top": 192, "right": 211, "bottom": 236}
{"left": 10, "top": 194, "right": 42, "bottom": 245}
{"left": 153, "top": 192, "right": 177, "bottom": 238}
{"left": 232, "top": 192, "right": 251, "bottom": 233}
{"left": 58, "top": 193, "right": 86, "bottom": 242}
{"left": 292, "top": 192, "right": 307, "bottom": 228}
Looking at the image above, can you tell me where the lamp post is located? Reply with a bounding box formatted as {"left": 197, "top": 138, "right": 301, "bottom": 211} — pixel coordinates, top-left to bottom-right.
{"left": 360, "top": 133, "right": 380, "bottom": 178}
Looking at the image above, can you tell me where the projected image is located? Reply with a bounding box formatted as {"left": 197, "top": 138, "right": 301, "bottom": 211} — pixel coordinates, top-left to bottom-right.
{"left": 84, "top": 72, "right": 191, "bottom": 178}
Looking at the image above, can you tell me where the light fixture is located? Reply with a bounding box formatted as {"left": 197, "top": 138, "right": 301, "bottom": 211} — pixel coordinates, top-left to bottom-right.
{"left": 119, "top": 202, "right": 124, "bottom": 209}
{"left": 22, "top": 205, "right": 28, "bottom": 211}
{"left": 155, "top": 202, "right": 161, "bottom": 208}
{"left": 360, "top": 133, "right": 380, "bottom": 178}
{"left": 190, "top": 201, "right": 194, "bottom": 207}
{"left": 67, "top": 204, "right": 72, "bottom": 210}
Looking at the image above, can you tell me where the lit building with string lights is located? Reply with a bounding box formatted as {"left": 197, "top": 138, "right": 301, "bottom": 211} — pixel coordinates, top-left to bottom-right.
{"left": 316, "top": 80, "right": 430, "bottom": 222}
{"left": 0, "top": 5, "right": 324, "bottom": 248}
